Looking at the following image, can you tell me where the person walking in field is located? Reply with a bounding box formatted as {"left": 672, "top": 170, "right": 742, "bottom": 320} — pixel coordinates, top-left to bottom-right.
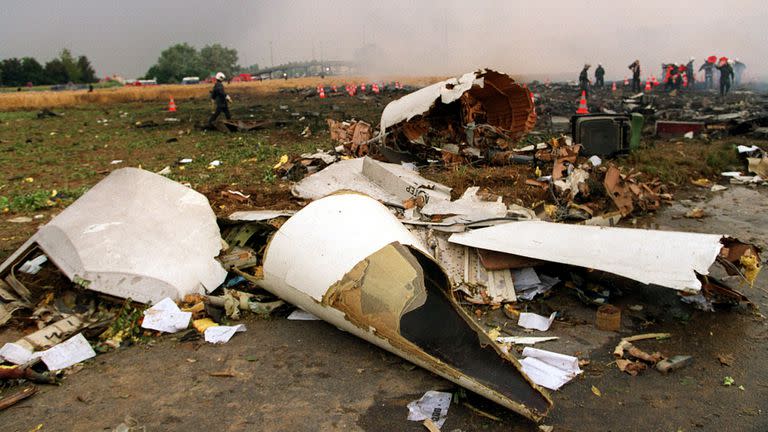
{"left": 208, "top": 72, "right": 232, "bottom": 126}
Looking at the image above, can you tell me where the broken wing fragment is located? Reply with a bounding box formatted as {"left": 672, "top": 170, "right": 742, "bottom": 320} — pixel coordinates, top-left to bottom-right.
{"left": 0, "top": 168, "right": 227, "bottom": 304}
{"left": 448, "top": 221, "right": 756, "bottom": 293}
{"left": 259, "top": 193, "right": 552, "bottom": 421}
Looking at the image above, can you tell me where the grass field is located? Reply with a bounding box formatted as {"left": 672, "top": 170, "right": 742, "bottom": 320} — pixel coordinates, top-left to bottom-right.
{"left": 0, "top": 76, "right": 445, "bottom": 111}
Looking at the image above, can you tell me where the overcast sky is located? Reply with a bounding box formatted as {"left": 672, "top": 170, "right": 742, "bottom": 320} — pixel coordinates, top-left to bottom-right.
{"left": 1, "top": 0, "right": 765, "bottom": 81}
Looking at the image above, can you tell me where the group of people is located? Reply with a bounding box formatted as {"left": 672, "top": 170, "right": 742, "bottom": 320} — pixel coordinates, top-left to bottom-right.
{"left": 699, "top": 56, "right": 744, "bottom": 96}
{"left": 660, "top": 58, "right": 696, "bottom": 92}
{"left": 578, "top": 56, "right": 745, "bottom": 98}
{"left": 578, "top": 63, "right": 606, "bottom": 97}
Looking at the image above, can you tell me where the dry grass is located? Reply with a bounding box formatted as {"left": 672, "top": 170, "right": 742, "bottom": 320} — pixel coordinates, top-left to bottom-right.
{"left": 0, "top": 75, "right": 446, "bottom": 111}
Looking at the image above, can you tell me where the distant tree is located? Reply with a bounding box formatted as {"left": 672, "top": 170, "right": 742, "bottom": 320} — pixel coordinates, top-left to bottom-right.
{"left": 59, "top": 48, "right": 81, "bottom": 83}
{"left": 20, "top": 57, "right": 44, "bottom": 85}
{"left": 77, "top": 55, "right": 97, "bottom": 83}
{"left": 44, "top": 59, "right": 69, "bottom": 84}
{"left": 200, "top": 44, "right": 239, "bottom": 78}
{"left": 0, "top": 58, "right": 24, "bottom": 86}
{"left": 144, "top": 43, "right": 204, "bottom": 83}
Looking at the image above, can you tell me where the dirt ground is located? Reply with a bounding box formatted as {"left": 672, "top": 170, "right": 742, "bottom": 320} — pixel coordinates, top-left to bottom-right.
{"left": 1, "top": 81, "right": 767, "bottom": 431}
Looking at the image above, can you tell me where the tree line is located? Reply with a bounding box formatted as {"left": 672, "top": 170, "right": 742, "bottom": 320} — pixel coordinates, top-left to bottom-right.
{"left": 144, "top": 43, "right": 253, "bottom": 84}
{"left": 0, "top": 49, "right": 97, "bottom": 87}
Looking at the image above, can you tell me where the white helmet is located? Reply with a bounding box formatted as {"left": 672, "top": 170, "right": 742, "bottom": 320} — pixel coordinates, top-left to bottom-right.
{"left": 215, "top": 72, "right": 225, "bottom": 81}
{"left": 728, "top": 59, "right": 735, "bottom": 65}
{"left": 689, "top": 57, "right": 695, "bottom": 61}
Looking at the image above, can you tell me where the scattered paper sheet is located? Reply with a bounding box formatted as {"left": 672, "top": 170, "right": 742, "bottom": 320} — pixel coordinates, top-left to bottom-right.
{"left": 518, "top": 312, "right": 557, "bottom": 331}
{"left": 141, "top": 298, "right": 191, "bottom": 333}
{"left": 204, "top": 324, "right": 246, "bottom": 344}
{"left": 737, "top": 145, "right": 761, "bottom": 153}
{"left": 0, "top": 342, "right": 35, "bottom": 365}
{"left": 512, "top": 269, "right": 559, "bottom": 301}
{"left": 496, "top": 336, "right": 559, "bottom": 345}
{"left": 520, "top": 347, "right": 582, "bottom": 390}
{"left": 407, "top": 390, "right": 452, "bottom": 428}
{"left": 39, "top": 333, "right": 96, "bottom": 371}
{"left": 287, "top": 309, "right": 321, "bottom": 320}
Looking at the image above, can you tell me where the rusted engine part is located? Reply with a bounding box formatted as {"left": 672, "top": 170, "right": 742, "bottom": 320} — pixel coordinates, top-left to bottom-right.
{"left": 377, "top": 70, "right": 536, "bottom": 164}
{"left": 229, "top": 194, "right": 552, "bottom": 421}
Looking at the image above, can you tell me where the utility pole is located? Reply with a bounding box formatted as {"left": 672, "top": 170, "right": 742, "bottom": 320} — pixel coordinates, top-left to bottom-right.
{"left": 269, "top": 41, "right": 274, "bottom": 67}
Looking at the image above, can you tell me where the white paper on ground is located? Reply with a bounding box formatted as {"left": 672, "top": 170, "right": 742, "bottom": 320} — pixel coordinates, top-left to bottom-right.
{"left": 39, "top": 333, "right": 96, "bottom": 371}
{"left": 512, "top": 268, "right": 560, "bottom": 301}
{"left": 204, "top": 324, "right": 246, "bottom": 344}
{"left": 517, "top": 312, "right": 557, "bottom": 331}
{"left": 287, "top": 309, "right": 321, "bottom": 320}
{"left": 141, "top": 297, "right": 191, "bottom": 333}
{"left": 588, "top": 155, "right": 602, "bottom": 166}
{"left": 406, "top": 390, "right": 452, "bottom": 428}
{"left": 519, "top": 275, "right": 560, "bottom": 301}
{"left": 737, "top": 145, "right": 761, "bottom": 153}
{"left": 512, "top": 267, "right": 540, "bottom": 290}
{"left": 0, "top": 342, "right": 35, "bottom": 364}
{"left": 496, "top": 336, "right": 559, "bottom": 345}
{"left": 520, "top": 347, "right": 582, "bottom": 390}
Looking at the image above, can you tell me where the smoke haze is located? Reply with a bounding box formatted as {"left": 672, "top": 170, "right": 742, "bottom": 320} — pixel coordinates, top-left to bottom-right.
{"left": 1, "top": 0, "right": 765, "bottom": 81}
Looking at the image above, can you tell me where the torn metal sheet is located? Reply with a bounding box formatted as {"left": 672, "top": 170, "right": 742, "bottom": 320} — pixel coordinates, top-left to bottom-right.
{"left": 259, "top": 193, "right": 552, "bottom": 421}
{"left": 291, "top": 157, "right": 451, "bottom": 207}
{"left": 449, "top": 221, "right": 741, "bottom": 292}
{"left": 378, "top": 69, "right": 536, "bottom": 162}
{"left": 420, "top": 187, "right": 507, "bottom": 224}
{"left": 409, "top": 228, "right": 517, "bottom": 304}
{"left": 0, "top": 168, "right": 227, "bottom": 304}
{"left": 380, "top": 71, "right": 480, "bottom": 132}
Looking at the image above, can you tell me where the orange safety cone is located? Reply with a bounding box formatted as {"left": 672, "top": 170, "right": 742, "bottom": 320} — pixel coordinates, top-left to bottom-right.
{"left": 652, "top": 75, "right": 659, "bottom": 86}
{"left": 361, "top": 83, "right": 366, "bottom": 92}
{"left": 576, "top": 90, "right": 589, "bottom": 114}
{"left": 611, "top": 82, "right": 617, "bottom": 92}
{"left": 395, "top": 81, "right": 401, "bottom": 89}
{"left": 318, "top": 86, "right": 326, "bottom": 99}
{"left": 644, "top": 80, "right": 652, "bottom": 92}
{"left": 372, "top": 83, "right": 380, "bottom": 94}
{"left": 168, "top": 96, "right": 176, "bottom": 112}
{"left": 331, "top": 85, "right": 337, "bottom": 93}
{"left": 623, "top": 77, "right": 629, "bottom": 86}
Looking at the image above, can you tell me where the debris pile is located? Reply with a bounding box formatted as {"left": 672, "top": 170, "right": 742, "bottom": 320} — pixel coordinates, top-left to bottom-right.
{"left": 2, "top": 70, "right": 767, "bottom": 425}
{"left": 375, "top": 69, "right": 536, "bottom": 164}
{"left": 326, "top": 119, "right": 373, "bottom": 157}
